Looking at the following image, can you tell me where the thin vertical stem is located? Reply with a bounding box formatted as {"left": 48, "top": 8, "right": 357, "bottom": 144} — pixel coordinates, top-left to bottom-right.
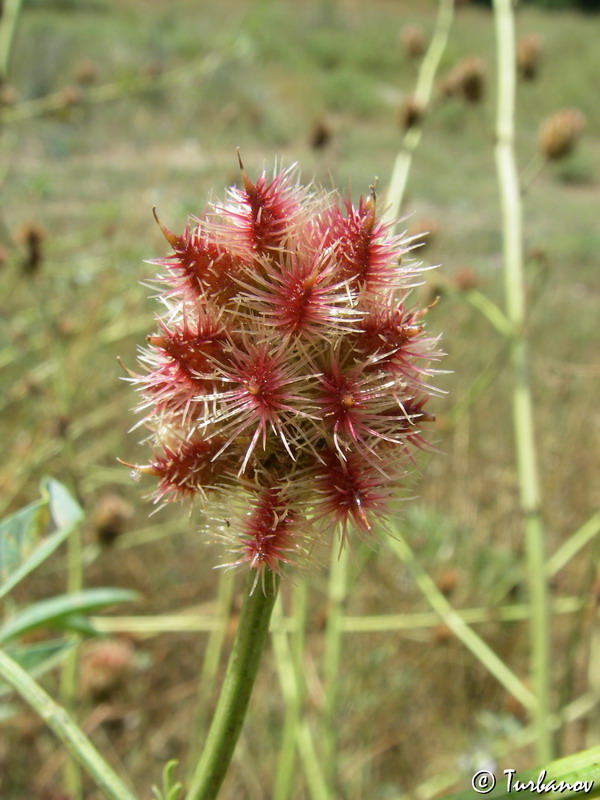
{"left": 186, "top": 570, "right": 280, "bottom": 800}
{"left": 322, "top": 541, "right": 349, "bottom": 793}
{"left": 0, "top": 0, "right": 23, "bottom": 82}
{"left": 0, "top": 649, "right": 138, "bottom": 800}
{"left": 186, "top": 570, "right": 236, "bottom": 781}
{"left": 273, "top": 579, "right": 310, "bottom": 800}
{"left": 492, "top": 0, "right": 552, "bottom": 763}
{"left": 60, "top": 522, "right": 84, "bottom": 799}
{"left": 384, "top": 0, "right": 454, "bottom": 228}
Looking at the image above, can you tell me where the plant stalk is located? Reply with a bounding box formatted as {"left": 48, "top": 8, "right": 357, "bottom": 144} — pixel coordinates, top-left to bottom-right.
{"left": 186, "top": 569, "right": 280, "bottom": 800}
{"left": 0, "top": 648, "right": 137, "bottom": 800}
{"left": 0, "top": 0, "right": 23, "bottom": 82}
{"left": 384, "top": 0, "right": 454, "bottom": 227}
{"left": 493, "top": 0, "right": 552, "bottom": 763}
{"left": 186, "top": 570, "right": 236, "bottom": 782}
{"left": 322, "top": 540, "right": 349, "bottom": 794}
{"left": 60, "top": 520, "right": 84, "bottom": 799}
{"left": 273, "top": 579, "right": 312, "bottom": 800}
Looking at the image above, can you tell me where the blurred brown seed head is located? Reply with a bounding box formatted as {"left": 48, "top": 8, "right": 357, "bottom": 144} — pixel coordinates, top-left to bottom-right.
{"left": 14, "top": 222, "right": 46, "bottom": 275}
{"left": 438, "top": 71, "right": 459, "bottom": 99}
{"left": 309, "top": 118, "right": 332, "bottom": 151}
{"left": 517, "top": 34, "right": 542, "bottom": 81}
{"left": 455, "top": 56, "right": 486, "bottom": 103}
{"left": 399, "top": 25, "right": 426, "bottom": 60}
{"left": 435, "top": 567, "right": 461, "bottom": 596}
{"left": 57, "top": 316, "right": 76, "bottom": 338}
{"left": 0, "top": 82, "right": 18, "bottom": 106}
{"left": 91, "top": 493, "right": 133, "bottom": 546}
{"left": 398, "top": 96, "right": 424, "bottom": 132}
{"left": 452, "top": 266, "right": 479, "bottom": 292}
{"left": 538, "top": 108, "right": 586, "bottom": 160}
{"left": 431, "top": 624, "right": 454, "bottom": 646}
{"left": 60, "top": 86, "right": 83, "bottom": 107}
{"left": 74, "top": 57, "right": 99, "bottom": 86}
{"left": 80, "top": 639, "right": 135, "bottom": 701}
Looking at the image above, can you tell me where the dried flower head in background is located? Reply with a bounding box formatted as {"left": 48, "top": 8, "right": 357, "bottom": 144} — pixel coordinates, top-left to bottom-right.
{"left": 91, "top": 493, "right": 134, "bottom": 546}
{"left": 399, "top": 25, "right": 426, "bottom": 60}
{"left": 15, "top": 222, "right": 46, "bottom": 275}
{"left": 398, "top": 96, "right": 424, "bottom": 132}
{"left": 454, "top": 56, "right": 486, "bottom": 104}
{"left": 517, "top": 34, "right": 542, "bottom": 81}
{"left": 80, "top": 639, "right": 135, "bottom": 701}
{"left": 439, "top": 57, "right": 486, "bottom": 104}
{"left": 125, "top": 157, "right": 443, "bottom": 578}
{"left": 309, "top": 119, "right": 333, "bottom": 151}
{"left": 538, "top": 108, "right": 586, "bottom": 161}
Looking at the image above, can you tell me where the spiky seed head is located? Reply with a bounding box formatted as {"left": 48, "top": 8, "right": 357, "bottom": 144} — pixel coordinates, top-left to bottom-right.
{"left": 125, "top": 159, "right": 443, "bottom": 577}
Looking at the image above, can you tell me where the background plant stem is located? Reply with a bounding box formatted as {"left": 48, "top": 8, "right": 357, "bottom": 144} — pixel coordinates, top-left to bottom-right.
{"left": 384, "top": 0, "right": 454, "bottom": 227}
{"left": 0, "top": 0, "right": 23, "bottom": 82}
{"left": 185, "top": 570, "right": 280, "bottom": 800}
{"left": 60, "top": 521, "right": 84, "bottom": 800}
{"left": 0, "top": 648, "right": 138, "bottom": 800}
{"left": 322, "top": 540, "right": 349, "bottom": 794}
{"left": 272, "top": 579, "right": 314, "bottom": 800}
{"left": 493, "top": 0, "right": 552, "bottom": 763}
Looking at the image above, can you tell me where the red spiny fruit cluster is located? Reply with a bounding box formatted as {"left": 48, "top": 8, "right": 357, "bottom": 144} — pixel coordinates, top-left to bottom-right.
{"left": 126, "top": 157, "right": 442, "bottom": 577}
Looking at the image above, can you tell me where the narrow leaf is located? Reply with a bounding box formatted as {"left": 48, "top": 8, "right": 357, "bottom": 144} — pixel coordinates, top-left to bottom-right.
{"left": 0, "top": 588, "right": 138, "bottom": 643}
{"left": 0, "top": 479, "right": 84, "bottom": 600}
{"left": 0, "top": 639, "right": 74, "bottom": 697}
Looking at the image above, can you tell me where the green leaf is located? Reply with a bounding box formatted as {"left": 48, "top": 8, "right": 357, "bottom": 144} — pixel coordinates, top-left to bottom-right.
{"left": 0, "top": 588, "right": 138, "bottom": 644}
{"left": 0, "top": 639, "right": 74, "bottom": 697}
{"left": 152, "top": 760, "right": 183, "bottom": 800}
{"left": 0, "top": 478, "right": 84, "bottom": 600}
{"left": 55, "top": 613, "right": 104, "bottom": 637}
{"left": 0, "top": 499, "right": 49, "bottom": 589}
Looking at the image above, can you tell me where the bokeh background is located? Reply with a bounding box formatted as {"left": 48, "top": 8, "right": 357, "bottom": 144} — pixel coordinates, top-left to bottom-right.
{"left": 1, "top": 0, "right": 599, "bottom": 798}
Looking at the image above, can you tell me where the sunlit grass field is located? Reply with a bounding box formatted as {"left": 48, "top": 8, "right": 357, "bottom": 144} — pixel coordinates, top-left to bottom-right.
{"left": 1, "top": 1, "right": 599, "bottom": 798}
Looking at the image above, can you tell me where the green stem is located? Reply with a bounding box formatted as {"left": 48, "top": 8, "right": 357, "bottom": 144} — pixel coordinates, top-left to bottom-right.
{"left": 0, "top": 648, "right": 137, "bottom": 800}
{"left": 384, "top": 0, "right": 454, "bottom": 227}
{"left": 60, "top": 522, "right": 84, "bottom": 799}
{"left": 273, "top": 580, "right": 310, "bottom": 800}
{"left": 186, "top": 570, "right": 236, "bottom": 782}
{"left": 0, "top": 0, "right": 23, "bottom": 82}
{"left": 322, "top": 540, "right": 349, "bottom": 794}
{"left": 492, "top": 0, "right": 552, "bottom": 763}
{"left": 186, "top": 570, "right": 280, "bottom": 800}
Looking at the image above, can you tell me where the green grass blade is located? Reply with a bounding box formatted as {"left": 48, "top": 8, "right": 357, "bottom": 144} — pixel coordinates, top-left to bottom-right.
{"left": 0, "top": 639, "right": 74, "bottom": 697}
{"left": 0, "top": 588, "right": 138, "bottom": 643}
{"left": 0, "top": 478, "right": 84, "bottom": 600}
